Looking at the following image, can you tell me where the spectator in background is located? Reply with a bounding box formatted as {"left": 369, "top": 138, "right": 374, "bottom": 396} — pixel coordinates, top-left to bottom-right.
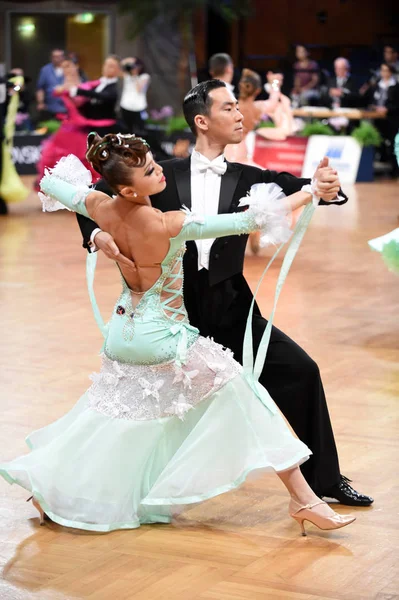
{"left": 291, "top": 45, "right": 320, "bottom": 107}
{"left": 360, "top": 45, "right": 399, "bottom": 96}
{"left": 208, "top": 53, "right": 235, "bottom": 93}
{"left": 322, "top": 58, "right": 360, "bottom": 109}
{"left": 67, "top": 52, "right": 88, "bottom": 83}
{"left": 36, "top": 49, "right": 66, "bottom": 118}
{"left": 383, "top": 46, "right": 399, "bottom": 80}
{"left": 364, "top": 63, "right": 399, "bottom": 176}
{"left": 119, "top": 57, "right": 151, "bottom": 134}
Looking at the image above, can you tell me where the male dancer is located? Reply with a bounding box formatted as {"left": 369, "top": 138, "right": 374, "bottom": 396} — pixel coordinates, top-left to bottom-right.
{"left": 77, "top": 80, "right": 372, "bottom": 506}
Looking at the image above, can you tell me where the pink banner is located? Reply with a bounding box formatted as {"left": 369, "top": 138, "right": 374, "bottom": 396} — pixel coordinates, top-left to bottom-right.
{"left": 253, "top": 136, "right": 308, "bottom": 177}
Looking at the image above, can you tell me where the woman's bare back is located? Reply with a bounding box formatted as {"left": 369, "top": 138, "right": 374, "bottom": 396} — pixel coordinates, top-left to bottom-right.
{"left": 86, "top": 192, "right": 185, "bottom": 295}
{"left": 238, "top": 98, "right": 263, "bottom": 135}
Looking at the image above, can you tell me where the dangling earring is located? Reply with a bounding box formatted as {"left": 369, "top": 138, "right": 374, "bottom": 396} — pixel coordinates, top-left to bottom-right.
{"left": 133, "top": 192, "right": 138, "bottom": 198}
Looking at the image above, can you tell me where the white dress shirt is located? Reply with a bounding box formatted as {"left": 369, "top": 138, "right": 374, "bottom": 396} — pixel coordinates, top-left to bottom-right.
{"left": 190, "top": 151, "right": 227, "bottom": 270}
{"left": 94, "top": 76, "right": 119, "bottom": 93}
{"left": 120, "top": 74, "right": 150, "bottom": 112}
{"left": 336, "top": 76, "right": 347, "bottom": 88}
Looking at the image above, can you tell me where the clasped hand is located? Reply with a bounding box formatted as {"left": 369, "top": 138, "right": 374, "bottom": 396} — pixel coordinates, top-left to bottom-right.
{"left": 312, "top": 156, "right": 341, "bottom": 202}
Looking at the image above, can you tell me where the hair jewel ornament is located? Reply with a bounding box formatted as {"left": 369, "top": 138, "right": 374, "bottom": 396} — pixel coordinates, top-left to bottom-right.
{"left": 116, "top": 132, "right": 150, "bottom": 148}
{"left": 96, "top": 141, "right": 110, "bottom": 159}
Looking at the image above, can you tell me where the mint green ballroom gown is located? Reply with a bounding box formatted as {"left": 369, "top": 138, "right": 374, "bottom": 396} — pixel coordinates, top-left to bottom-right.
{"left": 0, "top": 155, "right": 312, "bottom": 532}
{"left": 368, "top": 132, "right": 399, "bottom": 274}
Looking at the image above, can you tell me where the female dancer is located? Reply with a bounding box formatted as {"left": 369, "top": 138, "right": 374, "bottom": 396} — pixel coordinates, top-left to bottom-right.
{"left": 225, "top": 68, "right": 295, "bottom": 252}
{"left": 36, "top": 58, "right": 117, "bottom": 186}
{"left": 0, "top": 74, "right": 30, "bottom": 212}
{"left": 0, "top": 133, "right": 355, "bottom": 536}
{"left": 368, "top": 132, "right": 399, "bottom": 273}
{"left": 225, "top": 68, "right": 294, "bottom": 166}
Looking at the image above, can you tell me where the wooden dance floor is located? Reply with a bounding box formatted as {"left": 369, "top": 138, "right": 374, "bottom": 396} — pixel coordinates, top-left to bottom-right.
{"left": 0, "top": 177, "right": 398, "bottom": 600}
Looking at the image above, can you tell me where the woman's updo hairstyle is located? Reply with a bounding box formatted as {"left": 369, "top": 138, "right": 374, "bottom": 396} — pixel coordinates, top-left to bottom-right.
{"left": 239, "top": 68, "right": 262, "bottom": 100}
{"left": 86, "top": 132, "right": 150, "bottom": 193}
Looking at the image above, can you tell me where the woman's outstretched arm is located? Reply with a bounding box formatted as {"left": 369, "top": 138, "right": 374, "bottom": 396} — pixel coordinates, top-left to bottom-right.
{"left": 165, "top": 187, "right": 312, "bottom": 245}
{"left": 40, "top": 173, "right": 109, "bottom": 220}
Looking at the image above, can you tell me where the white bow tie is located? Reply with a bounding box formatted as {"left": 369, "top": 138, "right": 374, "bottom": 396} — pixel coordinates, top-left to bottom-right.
{"left": 192, "top": 154, "right": 227, "bottom": 175}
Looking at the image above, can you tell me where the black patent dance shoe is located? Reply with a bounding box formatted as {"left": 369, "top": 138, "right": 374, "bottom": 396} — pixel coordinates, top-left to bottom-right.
{"left": 320, "top": 475, "right": 374, "bottom": 507}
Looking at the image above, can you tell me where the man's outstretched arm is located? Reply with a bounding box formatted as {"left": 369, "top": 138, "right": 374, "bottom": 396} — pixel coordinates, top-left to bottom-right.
{"left": 263, "top": 157, "right": 348, "bottom": 205}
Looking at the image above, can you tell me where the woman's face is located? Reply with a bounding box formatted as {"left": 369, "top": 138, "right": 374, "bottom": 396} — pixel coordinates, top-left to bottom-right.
{"left": 296, "top": 46, "right": 308, "bottom": 61}
{"left": 380, "top": 64, "right": 391, "bottom": 80}
{"left": 62, "top": 60, "right": 78, "bottom": 77}
{"left": 121, "top": 152, "right": 166, "bottom": 198}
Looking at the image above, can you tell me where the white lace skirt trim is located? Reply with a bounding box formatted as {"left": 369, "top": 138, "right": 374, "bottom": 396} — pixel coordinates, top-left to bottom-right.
{"left": 88, "top": 336, "right": 242, "bottom": 421}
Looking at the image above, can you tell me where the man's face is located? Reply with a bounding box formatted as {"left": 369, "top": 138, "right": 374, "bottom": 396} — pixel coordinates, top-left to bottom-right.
{"left": 335, "top": 60, "right": 348, "bottom": 78}
{"left": 384, "top": 46, "right": 394, "bottom": 64}
{"left": 52, "top": 51, "right": 64, "bottom": 67}
{"left": 202, "top": 87, "right": 244, "bottom": 145}
{"left": 103, "top": 58, "right": 120, "bottom": 78}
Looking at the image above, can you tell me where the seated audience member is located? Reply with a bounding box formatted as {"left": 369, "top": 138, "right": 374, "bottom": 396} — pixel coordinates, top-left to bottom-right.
{"left": 364, "top": 63, "right": 399, "bottom": 176}
{"left": 322, "top": 58, "right": 360, "bottom": 109}
{"left": 383, "top": 45, "right": 399, "bottom": 81}
{"left": 291, "top": 45, "right": 320, "bottom": 106}
{"left": 361, "top": 45, "right": 399, "bottom": 96}
{"left": 208, "top": 53, "right": 235, "bottom": 93}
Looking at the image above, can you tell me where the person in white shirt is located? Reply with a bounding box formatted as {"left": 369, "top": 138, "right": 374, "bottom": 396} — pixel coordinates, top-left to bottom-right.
{"left": 119, "top": 57, "right": 151, "bottom": 133}
{"left": 208, "top": 53, "right": 235, "bottom": 94}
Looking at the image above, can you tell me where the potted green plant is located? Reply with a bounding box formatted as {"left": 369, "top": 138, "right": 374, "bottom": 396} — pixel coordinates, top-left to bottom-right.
{"left": 165, "top": 115, "right": 190, "bottom": 136}
{"left": 36, "top": 119, "right": 61, "bottom": 134}
{"left": 299, "top": 122, "right": 335, "bottom": 137}
{"left": 257, "top": 119, "right": 276, "bottom": 129}
{"left": 351, "top": 121, "right": 382, "bottom": 182}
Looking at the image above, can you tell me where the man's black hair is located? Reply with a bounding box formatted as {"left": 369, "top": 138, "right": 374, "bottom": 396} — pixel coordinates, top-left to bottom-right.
{"left": 208, "top": 53, "right": 233, "bottom": 77}
{"left": 183, "top": 79, "right": 227, "bottom": 135}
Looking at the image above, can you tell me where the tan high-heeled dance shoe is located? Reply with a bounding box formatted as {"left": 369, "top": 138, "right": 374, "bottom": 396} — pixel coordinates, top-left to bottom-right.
{"left": 289, "top": 498, "right": 356, "bottom": 536}
{"left": 27, "top": 496, "right": 48, "bottom": 526}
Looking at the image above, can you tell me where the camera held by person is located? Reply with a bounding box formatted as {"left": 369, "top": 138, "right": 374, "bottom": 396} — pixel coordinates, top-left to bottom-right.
{"left": 122, "top": 58, "right": 141, "bottom": 76}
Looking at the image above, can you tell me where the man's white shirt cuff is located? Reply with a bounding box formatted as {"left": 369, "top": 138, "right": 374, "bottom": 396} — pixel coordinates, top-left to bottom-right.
{"left": 301, "top": 180, "right": 344, "bottom": 206}
{"left": 89, "top": 228, "right": 102, "bottom": 253}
